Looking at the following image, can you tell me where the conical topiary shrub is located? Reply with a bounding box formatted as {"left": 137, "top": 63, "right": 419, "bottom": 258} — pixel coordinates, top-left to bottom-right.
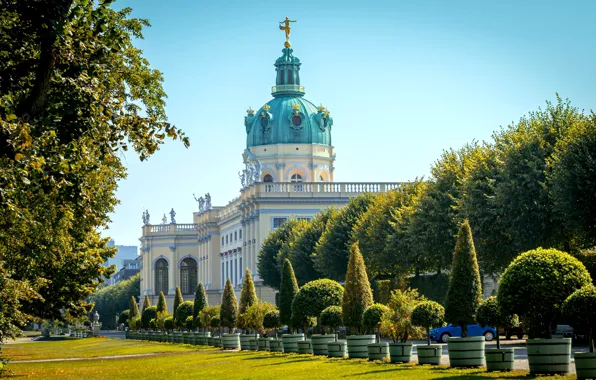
{"left": 129, "top": 296, "right": 140, "bottom": 328}
{"left": 280, "top": 258, "right": 299, "bottom": 331}
{"left": 157, "top": 291, "right": 168, "bottom": 314}
{"left": 239, "top": 268, "right": 258, "bottom": 317}
{"left": 342, "top": 242, "right": 373, "bottom": 334}
{"left": 173, "top": 286, "right": 184, "bottom": 326}
{"left": 193, "top": 282, "right": 208, "bottom": 329}
{"left": 142, "top": 295, "right": 151, "bottom": 312}
{"left": 220, "top": 278, "right": 238, "bottom": 331}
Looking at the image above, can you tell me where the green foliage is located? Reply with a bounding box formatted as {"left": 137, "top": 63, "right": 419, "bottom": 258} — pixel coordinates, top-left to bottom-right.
{"left": 342, "top": 242, "right": 374, "bottom": 333}
{"left": 210, "top": 316, "right": 220, "bottom": 329}
{"left": 156, "top": 311, "right": 169, "bottom": 331}
{"left": 244, "top": 301, "right": 277, "bottom": 333}
{"left": 374, "top": 280, "right": 393, "bottom": 305}
{"left": 173, "top": 287, "right": 184, "bottom": 323}
{"left": 315, "top": 193, "right": 376, "bottom": 281}
{"left": 444, "top": 220, "right": 483, "bottom": 336}
{"left": 476, "top": 296, "right": 519, "bottom": 329}
{"left": 164, "top": 316, "right": 175, "bottom": 331}
{"left": 498, "top": 248, "right": 591, "bottom": 338}
{"left": 320, "top": 306, "right": 343, "bottom": 332}
{"left": 157, "top": 292, "right": 168, "bottom": 314}
{"left": 142, "top": 295, "right": 151, "bottom": 312}
{"left": 92, "top": 274, "right": 140, "bottom": 329}
{"left": 407, "top": 273, "right": 450, "bottom": 305}
{"left": 291, "top": 311, "right": 316, "bottom": 331}
{"left": 292, "top": 279, "right": 344, "bottom": 321}
{"left": 149, "top": 318, "right": 157, "bottom": 329}
{"left": 362, "top": 303, "right": 389, "bottom": 332}
{"left": 192, "top": 283, "right": 208, "bottom": 327}
{"left": 263, "top": 310, "right": 282, "bottom": 330}
{"left": 279, "top": 259, "right": 299, "bottom": 327}
{"left": 379, "top": 288, "right": 425, "bottom": 343}
{"left": 118, "top": 310, "right": 130, "bottom": 327}
{"left": 239, "top": 268, "right": 258, "bottom": 315}
{"left": 220, "top": 278, "right": 238, "bottom": 330}
{"left": 199, "top": 306, "right": 220, "bottom": 331}
{"left": 412, "top": 301, "right": 445, "bottom": 341}
{"left": 129, "top": 296, "right": 140, "bottom": 327}
{"left": 175, "top": 301, "right": 194, "bottom": 328}
{"left": 185, "top": 316, "right": 194, "bottom": 330}
{"left": 257, "top": 219, "right": 302, "bottom": 290}
{"left": 141, "top": 306, "right": 157, "bottom": 329}
{"left": 562, "top": 285, "right": 596, "bottom": 352}
{"left": 575, "top": 249, "right": 596, "bottom": 285}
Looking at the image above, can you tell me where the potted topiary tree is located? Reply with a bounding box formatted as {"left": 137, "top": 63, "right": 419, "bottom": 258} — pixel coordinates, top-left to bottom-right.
{"left": 498, "top": 248, "right": 591, "bottom": 375}
{"left": 244, "top": 300, "right": 276, "bottom": 351}
{"left": 320, "top": 306, "right": 344, "bottom": 357}
{"left": 363, "top": 303, "right": 390, "bottom": 361}
{"left": 412, "top": 301, "right": 445, "bottom": 365}
{"left": 220, "top": 278, "right": 240, "bottom": 350}
{"left": 263, "top": 310, "right": 283, "bottom": 352}
{"left": 563, "top": 285, "right": 596, "bottom": 380}
{"left": 199, "top": 305, "right": 219, "bottom": 346}
{"left": 476, "top": 296, "right": 519, "bottom": 371}
{"left": 239, "top": 268, "right": 259, "bottom": 350}
{"left": 444, "top": 220, "right": 484, "bottom": 368}
{"left": 193, "top": 282, "right": 209, "bottom": 344}
{"left": 175, "top": 300, "right": 194, "bottom": 344}
{"left": 379, "top": 288, "right": 425, "bottom": 363}
{"left": 289, "top": 310, "right": 316, "bottom": 353}
{"left": 279, "top": 259, "right": 301, "bottom": 350}
{"left": 210, "top": 315, "right": 222, "bottom": 348}
{"left": 291, "top": 278, "right": 344, "bottom": 355}
{"left": 164, "top": 316, "right": 175, "bottom": 343}
{"left": 342, "top": 242, "right": 375, "bottom": 359}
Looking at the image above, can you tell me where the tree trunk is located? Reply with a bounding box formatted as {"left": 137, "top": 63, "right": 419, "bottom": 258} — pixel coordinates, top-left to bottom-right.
{"left": 590, "top": 326, "right": 594, "bottom": 353}
{"left": 461, "top": 324, "right": 468, "bottom": 338}
{"left": 496, "top": 325, "right": 500, "bottom": 350}
{"left": 427, "top": 327, "right": 430, "bottom": 345}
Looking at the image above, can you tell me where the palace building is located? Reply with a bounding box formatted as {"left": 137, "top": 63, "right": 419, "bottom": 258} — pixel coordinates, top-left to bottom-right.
{"left": 138, "top": 26, "right": 402, "bottom": 310}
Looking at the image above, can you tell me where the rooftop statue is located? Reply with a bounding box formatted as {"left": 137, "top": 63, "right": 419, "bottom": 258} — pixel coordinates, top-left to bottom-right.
{"left": 279, "top": 17, "right": 296, "bottom": 47}
{"left": 169, "top": 208, "right": 176, "bottom": 224}
{"left": 194, "top": 193, "right": 205, "bottom": 212}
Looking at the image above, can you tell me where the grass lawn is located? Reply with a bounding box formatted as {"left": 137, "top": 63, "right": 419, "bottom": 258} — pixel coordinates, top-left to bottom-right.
{"left": 2, "top": 338, "right": 577, "bottom": 379}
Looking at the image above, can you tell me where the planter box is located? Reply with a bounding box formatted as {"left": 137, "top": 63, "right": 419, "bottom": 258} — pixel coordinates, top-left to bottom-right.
{"left": 447, "top": 336, "right": 485, "bottom": 367}
{"left": 257, "top": 337, "right": 273, "bottom": 351}
{"left": 327, "top": 342, "right": 347, "bottom": 358}
{"left": 575, "top": 352, "right": 596, "bottom": 380}
{"left": 222, "top": 333, "right": 241, "bottom": 350}
{"left": 211, "top": 337, "right": 222, "bottom": 348}
{"left": 182, "top": 332, "right": 191, "bottom": 344}
{"left": 196, "top": 332, "right": 211, "bottom": 345}
{"left": 389, "top": 342, "right": 413, "bottom": 363}
{"left": 297, "top": 340, "right": 313, "bottom": 355}
{"left": 346, "top": 335, "right": 376, "bottom": 359}
{"left": 367, "top": 342, "right": 389, "bottom": 361}
{"left": 485, "top": 348, "right": 515, "bottom": 372}
{"left": 282, "top": 334, "right": 305, "bottom": 353}
{"left": 241, "top": 334, "right": 258, "bottom": 350}
{"left": 168, "top": 333, "right": 175, "bottom": 343}
{"left": 248, "top": 338, "right": 259, "bottom": 351}
{"left": 269, "top": 339, "right": 284, "bottom": 352}
{"left": 207, "top": 337, "right": 213, "bottom": 346}
{"left": 417, "top": 344, "right": 442, "bottom": 365}
{"left": 173, "top": 332, "right": 183, "bottom": 344}
{"left": 311, "top": 335, "right": 336, "bottom": 356}
{"left": 147, "top": 331, "right": 155, "bottom": 341}
{"left": 527, "top": 338, "right": 571, "bottom": 374}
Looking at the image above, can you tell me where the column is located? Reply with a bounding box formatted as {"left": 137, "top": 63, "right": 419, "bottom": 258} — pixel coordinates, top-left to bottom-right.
{"left": 254, "top": 217, "right": 260, "bottom": 278}
{"left": 207, "top": 237, "right": 211, "bottom": 286}
{"left": 246, "top": 219, "right": 252, "bottom": 273}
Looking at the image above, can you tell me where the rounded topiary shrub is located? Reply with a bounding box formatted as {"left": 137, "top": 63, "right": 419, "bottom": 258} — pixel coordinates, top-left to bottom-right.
{"left": 263, "top": 310, "right": 281, "bottom": 330}
{"left": 292, "top": 279, "right": 344, "bottom": 320}
{"left": 321, "top": 306, "right": 343, "bottom": 332}
{"left": 498, "top": 248, "right": 591, "bottom": 338}
{"left": 149, "top": 318, "right": 157, "bottom": 329}
{"left": 476, "top": 296, "right": 518, "bottom": 349}
{"left": 164, "top": 316, "right": 175, "bottom": 331}
{"left": 141, "top": 306, "right": 158, "bottom": 329}
{"left": 185, "top": 316, "right": 194, "bottom": 330}
{"left": 363, "top": 303, "right": 389, "bottom": 333}
{"left": 175, "top": 301, "right": 194, "bottom": 327}
{"left": 412, "top": 301, "right": 445, "bottom": 345}
{"left": 562, "top": 285, "right": 596, "bottom": 352}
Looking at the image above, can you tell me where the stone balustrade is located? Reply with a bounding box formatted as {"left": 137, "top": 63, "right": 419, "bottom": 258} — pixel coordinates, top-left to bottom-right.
{"left": 242, "top": 181, "right": 404, "bottom": 200}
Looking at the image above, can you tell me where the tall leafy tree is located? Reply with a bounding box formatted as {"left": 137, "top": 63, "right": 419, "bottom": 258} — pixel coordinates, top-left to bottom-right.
{"left": 156, "top": 291, "right": 168, "bottom": 314}
{"left": 128, "top": 296, "right": 140, "bottom": 326}
{"left": 192, "top": 283, "right": 208, "bottom": 326}
{"left": 220, "top": 278, "right": 238, "bottom": 331}
{"left": 142, "top": 295, "right": 151, "bottom": 312}
{"left": 257, "top": 219, "right": 301, "bottom": 290}
{"left": 173, "top": 286, "right": 183, "bottom": 324}
{"left": 239, "top": 268, "right": 258, "bottom": 315}
{"left": 279, "top": 259, "right": 299, "bottom": 328}
{"left": 91, "top": 273, "right": 140, "bottom": 329}
{"left": 315, "top": 193, "right": 375, "bottom": 281}
{"left": 444, "top": 220, "right": 483, "bottom": 337}
{"left": 0, "top": 0, "right": 188, "bottom": 339}
{"left": 342, "top": 242, "right": 373, "bottom": 334}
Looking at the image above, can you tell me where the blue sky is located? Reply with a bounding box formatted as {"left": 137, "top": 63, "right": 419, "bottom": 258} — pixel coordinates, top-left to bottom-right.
{"left": 104, "top": 0, "right": 596, "bottom": 246}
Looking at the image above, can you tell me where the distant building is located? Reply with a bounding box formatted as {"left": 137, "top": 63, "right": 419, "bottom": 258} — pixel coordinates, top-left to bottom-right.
{"left": 103, "top": 239, "right": 139, "bottom": 285}
{"left": 109, "top": 257, "right": 141, "bottom": 285}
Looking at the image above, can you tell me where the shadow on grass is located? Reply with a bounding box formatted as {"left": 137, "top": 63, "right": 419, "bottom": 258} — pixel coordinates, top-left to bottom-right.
{"left": 256, "top": 358, "right": 315, "bottom": 367}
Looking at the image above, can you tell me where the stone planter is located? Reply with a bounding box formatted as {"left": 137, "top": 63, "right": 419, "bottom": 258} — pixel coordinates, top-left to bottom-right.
{"left": 297, "top": 340, "right": 313, "bottom": 355}
{"left": 346, "top": 335, "right": 376, "bottom": 359}
{"left": 241, "top": 333, "right": 258, "bottom": 350}
{"left": 327, "top": 342, "right": 347, "bottom": 358}
{"left": 389, "top": 342, "right": 413, "bottom": 363}
{"left": 182, "top": 332, "right": 191, "bottom": 344}
{"left": 248, "top": 338, "right": 259, "bottom": 351}
{"left": 157, "top": 333, "right": 165, "bottom": 343}
{"left": 147, "top": 331, "right": 155, "bottom": 341}
{"left": 282, "top": 334, "right": 305, "bottom": 353}
{"left": 211, "top": 337, "right": 222, "bottom": 348}
{"left": 526, "top": 338, "right": 571, "bottom": 374}
{"left": 485, "top": 348, "right": 515, "bottom": 372}
{"left": 575, "top": 352, "right": 596, "bottom": 380}
{"left": 417, "top": 344, "right": 442, "bottom": 365}
{"left": 198, "top": 332, "right": 211, "bottom": 345}
{"left": 173, "top": 332, "right": 183, "bottom": 344}
{"left": 447, "top": 336, "right": 485, "bottom": 367}
{"left": 269, "top": 339, "right": 284, "bottom": 352}
{"left": 257, "top": 337, "right": 273, "bottom": 351}
{"left": 168, "top": 333, "right": 175, "bottom": 343}
{"left": 222, "top": 333, "right": 241, "bottom": 350}
{"left": 367, "top": 342, "right": 390, "bottom": 361}
{"left": 311, "top": 335, "right": 336, "bottom": 356}
{"left": 207, "top": 337, "right": 213, "bottom": 346}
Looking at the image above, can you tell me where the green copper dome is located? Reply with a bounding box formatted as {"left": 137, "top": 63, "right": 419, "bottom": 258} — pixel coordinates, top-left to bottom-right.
{"left": 245, "top": 47, "right": 333, "bottom": 148}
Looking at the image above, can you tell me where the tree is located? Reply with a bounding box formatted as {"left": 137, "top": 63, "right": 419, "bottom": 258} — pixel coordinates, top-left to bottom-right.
{"left": 291, "top": 279, "right": 344, "bottom": 324}
{"left": 320, "top": 306, "right": 343, "bottom": 341}
{"left": 175, "top": 301, "right": 194, "bottom": 328}
{"left": 0, "top": 0, "right": 188, "bottom": 340}
{"left": 185, "top": 316, "right": 194, "bottom": 330}
{"left": 199, "top": 305, "right": 220, "bottom": 334}
{"left": 563, "top": 285, "right": 596, "bottom": 353}
{"left": 498, "top": 248, "right": 591, "bottom": 338}
{"left": 173, "top": 286, "right": 184, "bottom": 324}
{"left": 575, "top": 249, "right": 596, "bottom": 285}
{"left": 193, "top": 283, "right": 208, "bottom": 328}
{"left": 315, "top": 193, "right": 375, "bottom": 281}
{"left": 363, "top": 303, "right": 389, "bottom": 342}
{"left": 379, "top": 288, "right": 425, "bottom": 343}
{"left": 342, "top": 242, "right": 374, "bottom": 334}
{"left": 244, "top": 301, "right": 277, "bottom": 335}
{"left": 129, "top": 296, "right": 140, "bottom": 327}
{"left": 476, "top": 296, "right": 519, "bottom": 349}
{"left": 257, "top": 219, "right": 301, "bottom": 290}
{"left": 220, "top": 278, "right": 238, "bottom": 331}
{"left": 118, "top": 310, "right": 130, "bottom": 327}
{"left": 279, "top": 258, "right": 299, "bottom": 328}
{"left": 142, "top": 295, "right": 151, "bottom": 313}
{"left": 141, "top": 306, "right": 157, "bottom": 329}
{"left": 91, "top": 273, "right": 140, "bottom": 329}
{"left": 239, "top": 268, "right": 258, "bottom": 315}
{"left": 412, "top": 301, "right": 445, "bottom": 345}
{"left": 164, "top": 316, "right": 175, "bottom": 331}
{"left": 444, "top": 220, "right": 482, "bottom": 337}
{"left": 156, "top": 291, "right": 168, "bottom": 314}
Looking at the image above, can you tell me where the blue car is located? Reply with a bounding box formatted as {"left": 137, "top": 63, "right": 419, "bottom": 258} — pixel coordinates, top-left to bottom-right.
{"left": 430, "top": 324, "right": 497, "bottom": 343}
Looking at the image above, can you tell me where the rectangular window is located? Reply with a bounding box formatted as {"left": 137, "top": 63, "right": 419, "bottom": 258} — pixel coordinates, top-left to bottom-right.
{"left": 226, "top": 261, "right": 229, "bottom": 282}
{"left": 226, "top": 235, "right": 228, "bottom": 245}
{"left": 234, "top": 258, "right": 238, "bottom": 285}
{"left": 239, "top": 257, "right": 242, "bottom": 279}
{"left": 297, "top": 217, "right": 312, "bottom": 222}
{"left": 222, "top": 237, "right": 224, "bottom": 245}
{"left": 221, "top": 263, "right": 224, "bottom": 288}
{"left": 273, "top": 217, "right": 288, "bottom": 229}
{"left": 279, "top": 70, "right": 285, "bottom": 85}
{"left": 239, "top": 230, "right": 242, "bottom": 239}
{"left": 235, "top": 231, "right": 238, "bottom": 241}
{"left": 288, "top": 69, "right": 293, "bottom": 84}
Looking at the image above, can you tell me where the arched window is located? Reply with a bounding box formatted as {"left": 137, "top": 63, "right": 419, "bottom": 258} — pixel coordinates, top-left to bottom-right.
{"left": 290, "top": 174, "right": 303, "bottom": 183}
{"left": 263, "top": 174, "right": 273, "bottom": 182}
{"left": 180, "top": 258, "right": 198, "bottom": 295}
{"left": 155, "top": 258, "right": 169, "bottom": 295}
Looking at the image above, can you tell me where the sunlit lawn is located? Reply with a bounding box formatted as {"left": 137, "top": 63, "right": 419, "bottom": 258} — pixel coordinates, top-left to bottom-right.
{"left": 2, "top": 338, "right": 577, "bottom": 379}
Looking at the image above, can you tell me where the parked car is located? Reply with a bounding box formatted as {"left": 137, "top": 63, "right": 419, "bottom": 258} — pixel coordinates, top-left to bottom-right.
{"left": 430, "top": 324, "right": 497, "bottom": 343}
{"left": 552, "top": 324, "right": 573, "bottom": 338}
{"left": 498, "top": 326, "right": 525, "bottom": 340}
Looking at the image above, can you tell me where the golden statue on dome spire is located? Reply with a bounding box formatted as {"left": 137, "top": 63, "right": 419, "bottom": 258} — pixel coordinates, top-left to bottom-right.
{"left": 279, "top": 17, "right": 296, "bottom": 48}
